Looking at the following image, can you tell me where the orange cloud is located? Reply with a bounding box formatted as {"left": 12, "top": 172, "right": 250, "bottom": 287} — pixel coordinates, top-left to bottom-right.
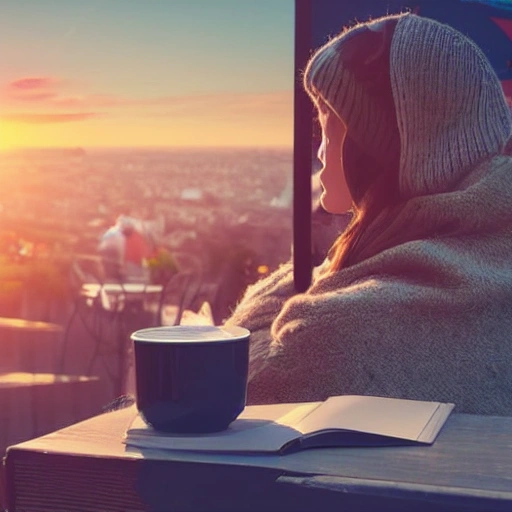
{"left": 4, "top": 112, "right": 99, "bottom": 124}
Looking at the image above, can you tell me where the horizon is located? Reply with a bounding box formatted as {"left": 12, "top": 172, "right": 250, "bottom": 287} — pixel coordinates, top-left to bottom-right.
{"left": 2, "top": 144, "right": 293, "bottom": 154}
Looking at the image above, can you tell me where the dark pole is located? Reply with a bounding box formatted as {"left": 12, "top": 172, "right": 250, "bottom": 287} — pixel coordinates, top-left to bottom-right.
{"left": 293, "top": 0, "right": 313, "bottom": 292}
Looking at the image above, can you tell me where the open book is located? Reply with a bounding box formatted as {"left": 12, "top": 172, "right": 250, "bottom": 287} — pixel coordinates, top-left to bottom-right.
{"left": 124, "top": 395, "right": 454, "bottom": 455}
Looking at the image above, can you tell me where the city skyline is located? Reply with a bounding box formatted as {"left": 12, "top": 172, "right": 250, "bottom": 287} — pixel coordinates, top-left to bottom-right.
{"left": 0, "top": 0, "right": 294, "bottom": 150}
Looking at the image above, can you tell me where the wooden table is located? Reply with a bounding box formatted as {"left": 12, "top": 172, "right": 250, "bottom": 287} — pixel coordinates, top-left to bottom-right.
{"left": 4, "top": 405, "right": 512, "bottom": 512}
{"left": 0, "top": 372, "right": 102, "bottom": 460}
{"left": 80, "top": 282, "right": 163, "bottom": 310}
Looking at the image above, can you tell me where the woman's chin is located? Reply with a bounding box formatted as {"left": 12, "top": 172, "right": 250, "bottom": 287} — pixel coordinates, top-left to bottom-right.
{"left": 320, "top": 194, "right": 348, "bottom": 215}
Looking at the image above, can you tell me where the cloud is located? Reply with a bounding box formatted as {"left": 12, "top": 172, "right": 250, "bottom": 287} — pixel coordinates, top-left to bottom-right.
{"left": 9, "top": 91, "right": 57, "bottom": 102}
{"left": 9, "top": 77, "right": 58, "bottom": 90}
{"left": 3, "top": 74, "right": 292, "bottom": 112}
{"left": 3, "top": 76, "right": 61, "bottom": 103}
{"left": 3, "top": 112, "right": 99, "bottom": 124}
{"left": 1, "top": 73, "right": 292, "bottom": 127}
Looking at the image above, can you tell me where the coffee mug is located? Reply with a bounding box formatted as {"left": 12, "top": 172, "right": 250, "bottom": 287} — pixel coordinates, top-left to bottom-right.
{"left": 131, "top": 325, "right": 250, "bottom": 433}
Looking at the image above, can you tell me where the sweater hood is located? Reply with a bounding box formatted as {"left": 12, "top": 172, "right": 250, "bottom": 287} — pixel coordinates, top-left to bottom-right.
{"left": 391, "top": 14, "right": 512, "bottom": 198}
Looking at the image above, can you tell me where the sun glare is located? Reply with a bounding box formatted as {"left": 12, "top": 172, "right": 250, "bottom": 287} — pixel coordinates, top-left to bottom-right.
{"left": 0, "top": 121, "right": 23, "bottom": 151}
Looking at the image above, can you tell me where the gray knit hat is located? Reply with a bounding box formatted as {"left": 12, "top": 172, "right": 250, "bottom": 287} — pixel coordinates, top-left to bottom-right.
{"left": 392, "top": 14, "right": 511, "bottom": 197}
{"left": 305, "top": 13, "right": 512, "bottom": 199}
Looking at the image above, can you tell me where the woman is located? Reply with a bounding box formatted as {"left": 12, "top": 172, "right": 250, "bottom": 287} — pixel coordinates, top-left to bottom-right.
{"left": 225, "top": 12, "right": 512, "bottom": 415}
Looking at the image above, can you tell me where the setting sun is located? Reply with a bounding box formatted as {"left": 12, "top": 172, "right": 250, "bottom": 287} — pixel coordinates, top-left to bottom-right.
{"left": 0, "top": 122, "right": 21, "bottom": 151}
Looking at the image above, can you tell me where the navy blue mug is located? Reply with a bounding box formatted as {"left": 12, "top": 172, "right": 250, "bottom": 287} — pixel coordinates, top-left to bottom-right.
{"left": 131, "top": 325, "right": 250, "bottom": 433}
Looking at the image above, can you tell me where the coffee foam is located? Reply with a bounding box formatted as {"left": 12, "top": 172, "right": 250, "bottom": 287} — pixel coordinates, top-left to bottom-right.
{"left": 131, "top": 325, "right": 249, "bottom": 343}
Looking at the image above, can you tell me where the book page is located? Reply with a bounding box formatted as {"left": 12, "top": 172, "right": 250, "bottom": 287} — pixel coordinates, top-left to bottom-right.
{"left": 295, "top": 396, "right": 442, "bottom": 441}
{"left": 125, "top": 402, "right": 320, "bottom": 453}
{"left": 124, "top": 397, "right": 453, "bottom": 453}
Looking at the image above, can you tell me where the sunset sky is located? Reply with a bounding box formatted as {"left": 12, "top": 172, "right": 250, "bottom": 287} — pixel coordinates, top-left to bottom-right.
{"left": 0, "top": 0, "right": 294, "bottom": 150}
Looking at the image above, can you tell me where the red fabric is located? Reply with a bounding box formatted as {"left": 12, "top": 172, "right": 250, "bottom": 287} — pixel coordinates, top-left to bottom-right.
{"left": 491, "top": 17, "right": 512, "bottom": 40}
{"left": 124, "top": 231, "right": 151, "bottom": 264}
{"left": 501, "top": 78, "right": 512, "bottom": 100}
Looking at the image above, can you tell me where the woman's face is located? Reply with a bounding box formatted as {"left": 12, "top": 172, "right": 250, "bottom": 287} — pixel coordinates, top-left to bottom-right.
{"left": 317, "top": 106, "right": 352, "bottom": 214}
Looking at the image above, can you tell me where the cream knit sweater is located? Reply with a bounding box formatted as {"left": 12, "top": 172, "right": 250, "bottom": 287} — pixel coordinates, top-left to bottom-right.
{"left": 226, "top": 14, "right": 512, "bottom": 416}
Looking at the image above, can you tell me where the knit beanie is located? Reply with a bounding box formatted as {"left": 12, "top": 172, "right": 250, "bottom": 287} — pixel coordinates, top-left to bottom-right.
{"left": 304, "top": 13, "right": 512, "bottom": 199}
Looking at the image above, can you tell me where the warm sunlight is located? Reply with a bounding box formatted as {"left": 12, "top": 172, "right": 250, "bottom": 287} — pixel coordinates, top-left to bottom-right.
{"left": 0, "top": 93, "right": 293, "bottom": 149}
{"left": 0, "top": 2, "right": 294, "bottom": 150}
{"left": 0, "top": 121, "right": 22, "bottom": 151}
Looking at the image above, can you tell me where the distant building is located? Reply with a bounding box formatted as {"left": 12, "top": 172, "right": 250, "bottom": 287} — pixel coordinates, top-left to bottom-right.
{"left": 180, "top": 188, "right": 203, "bottom": 201}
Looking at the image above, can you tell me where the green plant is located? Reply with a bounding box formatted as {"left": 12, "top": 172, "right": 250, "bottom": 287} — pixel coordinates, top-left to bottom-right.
{"left": 145, "top": 248, "right": 179, "bottom": 285}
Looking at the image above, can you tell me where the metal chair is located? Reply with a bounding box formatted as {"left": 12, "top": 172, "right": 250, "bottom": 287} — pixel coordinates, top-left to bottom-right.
{"left": 60, "top": 255, "right": 156, "bottom": 397}
{"left": 156, "top": 270, "right": 204, "bottom": 326}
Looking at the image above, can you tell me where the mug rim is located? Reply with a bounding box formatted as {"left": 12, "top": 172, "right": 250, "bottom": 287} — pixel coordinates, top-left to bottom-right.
{"left": 131, "top": 325, "right": 250, "bottom": 344}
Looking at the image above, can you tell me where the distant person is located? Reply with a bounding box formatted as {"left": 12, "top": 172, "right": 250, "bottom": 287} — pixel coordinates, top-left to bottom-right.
{"left": 98, "top": 218, "right": 126, "bottom": 281}
{"left": 98, "top": 215, "right": 151, "bottom": 282}
{"left": 123, "top": 222, "right": 153, "bottom": 281}
{"left": 226, "top": 13, "right": 512, "bottom": 415}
